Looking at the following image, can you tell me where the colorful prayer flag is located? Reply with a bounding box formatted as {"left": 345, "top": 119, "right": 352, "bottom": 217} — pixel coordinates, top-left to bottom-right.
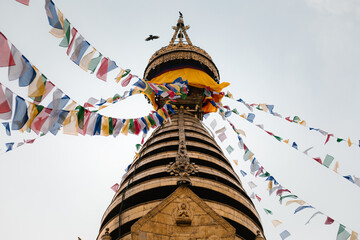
{"left": 323, "top": 154, "right": 334, "bottom": 168}
{"left": 96, "top": 57, "right": 118, "bottom": 81}
{"left": 2, "top": 122, "right": 11, "bottom": 136}
{"left": 111, "top": 183, "right": 119, "bottom": 192}
{"left": 11, "top": 96, "right": 28, "bottom": 130}
{"left": 5, "top": 142, "right": 14, "bottom": 152}
{"left": 264, "top": 208, "right": 273, "bottom": 215}
{"left": 0, "top": 33, "right": 15, "bottom": 67}
{"left": 16, "top": 0, "right": 30, "bottom": 5}
{"left": 226, "top": 145, "right": 234, "bottom": 154}
{"left": 336, "top": 224, "right": 350, "bottom": 240}
{"left": 294, "top": 205, "right": 313, "bottom": 214}
{"left": 280, "top": 230, "right": 291, "bottom": 240}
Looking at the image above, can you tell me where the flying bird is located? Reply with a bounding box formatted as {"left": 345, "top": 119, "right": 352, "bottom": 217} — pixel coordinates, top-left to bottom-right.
{"left": 145, "top": 35, "right": 159, "bottom": 41}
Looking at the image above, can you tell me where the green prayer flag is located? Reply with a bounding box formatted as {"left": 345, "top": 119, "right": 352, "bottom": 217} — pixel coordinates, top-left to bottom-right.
{"left": 293, "top": 116, "right": 300, "bottom": 123}
{"left": 136, "top": 144, "right": 142, "bottom": 151}
{"left": 337, "top": 138, "right": 344, "bottom": 142}
{"left": 256, "top": 105, "right": 262, "bottom": 111}
{"left": 109, "top": 117, "right": 113, "bottom": 135}
{"left": 279, "top": 195, "right": 298, "bottom": 202}
{"left": 88, "top": 53, "right": 102, "bottom": 73}
{"left": 147, "top": 115, "right": 156, "bottom": 127}
{"left": 274, "top": 135, "right": 283, "bottom": 141}
{"left": 76, "top": 106, "right": 85, "bottom": 129}
{"left": 336, "top": 224, "right": 350, "bottom": 240}
{"left": 59, "top": 19, "right": 71, "bottom": 47}
{"left": 264, "top": 208, "right": 273, "bottom": 215}
{"left": 226, "top": 145, "right": 234, "bottom": 154}
{"left": 323, "top": 154, "right": 334, "bottom": 168}
{"left": 129, "top": 119, "right": 135, "bottom": 133}
{"left": 260, "top": 172, "right": 270, "bottom": 177}
{"left": 231, "top": 108, "right": 239, "bottom": 114}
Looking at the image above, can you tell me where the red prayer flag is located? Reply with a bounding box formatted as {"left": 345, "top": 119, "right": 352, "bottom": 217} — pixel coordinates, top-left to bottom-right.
{"left": 255, "top": 194, "right": 261, "bottom": 202}
{"left": 96, "top": 57, "right": 108, "bottom": 81}
{"left": 276, "top": 189, "right": 291, "bottom": 196}
{"left": 265, "top": 131, "right": 274, "bottom": 136}
{"left": 31, "top": 108, "right": 52, "bottom": 135}
{"left": 66, "top": 28, "right": 78, "bottom": 56}
{"left": 25, "top": 139, "right": 36, "bottom": 144}
{"left": 325, "top": 216, "right": 334, "bottom": 225}
{"left": 0, "top": 33, "right": 15, "bottom": 67}
{"left": 285, "top": 116, "right": 293, "bottom": 122}
{"left": 111, "top": 183, "right": 119, "bottom": 192}
{"left": 0, "top": 84, "right": 11, "bottom": 114}
{"left": 16, "top": 0, "right": 30, "bottom": 6}
{"left": 134, "top": 119, "right": 141, "bottom": 135}
{"left": 78, "top": 110, "right": 91, "bottom": 135}
{"left": 325, "top": 133, "right": 334, "bottom": 145}
{"left": 313, "top": 157, "right": 322, "bottom": 164}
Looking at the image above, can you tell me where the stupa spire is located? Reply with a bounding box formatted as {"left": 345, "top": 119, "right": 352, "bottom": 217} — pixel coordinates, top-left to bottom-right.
{"left": 169, "top": 12, "right": 192, "bottom": 45}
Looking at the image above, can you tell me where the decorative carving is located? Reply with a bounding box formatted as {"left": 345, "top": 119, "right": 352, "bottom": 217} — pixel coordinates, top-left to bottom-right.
{"left": 167, "top": 108, "right": 198, "bottom": 185}
{"left": 173, "top": 201, "right": 193, "bottom": 225}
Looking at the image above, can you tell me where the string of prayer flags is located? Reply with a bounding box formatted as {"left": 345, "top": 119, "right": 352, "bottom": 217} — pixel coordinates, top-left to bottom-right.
{"left": 110, "top": 183, "right": 119, "bottom": 192}
{"left": 44, "top": 1, "right": 129, "bottom": 83}
{"left": 279, "top": 230, "right": 291, "bottom": 240}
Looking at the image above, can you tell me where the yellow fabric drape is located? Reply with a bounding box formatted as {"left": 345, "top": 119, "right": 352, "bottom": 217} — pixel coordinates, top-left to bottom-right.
{"left": 149, "top": 68, "right": 229, "bottom": 92}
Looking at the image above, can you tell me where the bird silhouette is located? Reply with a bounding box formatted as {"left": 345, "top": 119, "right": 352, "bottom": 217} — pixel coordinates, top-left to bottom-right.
{"left": 145, "top": 35, "right": 160, "bottom": 41}
{"left": 179, "top": 11, "right": 183, "bottom": 18}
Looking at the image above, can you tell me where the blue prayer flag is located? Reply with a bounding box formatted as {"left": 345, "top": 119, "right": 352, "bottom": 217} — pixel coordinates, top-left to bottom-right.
{"left": 292, "top": 142, "right": 298, "bottom": 150}
{"left": 11, "top": 96, "right": 28, "bottom": 130}
{"left": 93, "top": 114, "right": 102, "bottom": 135}
{"left": 2, "top": 122, "right": 11, "bottom": 136}
{"left": 247, "top": 113, "right": 255, "bottom": 123}
{"left": 5, "top": 142, "right": 14, "bottom": 152}
{"left": 19, "top": 56, "right": 36, "bottom": 87}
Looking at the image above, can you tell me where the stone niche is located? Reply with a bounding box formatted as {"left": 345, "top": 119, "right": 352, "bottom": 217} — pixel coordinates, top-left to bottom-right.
{"left": 131, "top": 185, "right": 235, "bottom": 240}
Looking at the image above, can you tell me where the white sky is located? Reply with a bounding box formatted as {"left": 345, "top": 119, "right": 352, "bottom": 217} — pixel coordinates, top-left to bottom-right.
{"left": 0, "top": 0, "right": 359, "bottom": 239}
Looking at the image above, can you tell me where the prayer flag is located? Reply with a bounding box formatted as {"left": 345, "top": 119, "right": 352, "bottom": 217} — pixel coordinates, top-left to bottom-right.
{"left": 16, "top": 0, "right": 30, "bottom": 5}
{"left": 325, "top": 216, "right": 334, "bottom": 225}
{"left": 113, "top": 119, "right": 124, "bottom": 137}
{"left": 45, "top": 0, "right": 62, "bottom": 29}
{"left": 285, "top": 117, "right": 293, "bottom": 122}
{"left": 280, "top": 230, "right": 291, "bottom": 240}
{"left": 279, "top": 195, "right": 298, "bottom": 202}
{"left": 5, "top": 142, "right": 14, "bottom": 152}
{"left": 264, "top": 208, "right": 272, "bottom": 215}
{"left": 210, "top": 119, "right": 217, "bottom": 129}
{"left": 248, "top": 181, "right": 257, "bottom": 189}
{"left": 215, "top": 126, "right": 226, "bottom": 135}
{"left": 12, "top": 96, "right": 28, "bottom": 130}
{"left": 285, "top": 200, "right": 306, "bottom": 206}
{"left": 336, "top": 224, "right": 350, "bottom": 240}
{"left": 226, "top": 145, "right": 234, "bottom": 154}
{"left": 292, "top": 142, "right": 298, "bottom": 149}
{"left": 25, "top": 139, "right": 36, "bottom": 144}
{"left": 136, "top": 144, "right": 142, "bottom": 151}
{"left": 325, "top": 134, "right": 334, "bottom": 144}
{"left": 350, "top": 231, "right": 359, "bottom": 240}
{"left": 305, "top": 211, "right": 322, "bottom": 225}
{"left": 337, "top": 138, "right": 344, "bottom": 142}
{"left": 111, "top": 183, "right": 119, "bottom": 192}
{"left": 66, "top": 27, "right": 78, "bottom": 56}
{"left": 0, "top": 85, "right": 12, "bottom": 120}
{"left": 303, "top": 146, "right": 313, "bottom": 155}
{"left": 240, "top": 170, "right": 247, "bottom": 177}
{"left": 93, "top": 114, "right": 102, "bottom": 135}
{"left": 63, "top": 110, "right": 79, "bottom": 136}
{"left": 121, "top": 119, "right": 130, "bottom": 135}
{"left": 283, "top": 139, "right": 289, "bottom": 144}
{"left": 294, "top": 205, "right": 313, "bottom": 214}
{"left": 233, "top": 160, "right": 238, "bottom": 166}
{"left": 247, "top": 113, "right": 255, "bottom": 123}
{"left": 243, "top": 149, "right": 253, "bottom": 161}
{"left": 313, "top": 157, "right": 322, "bottom": 164}
{"left": 100, "top": 116, "right": 110, "bottom": 136}
{"left": 218, "top": 132, "right": 227, "bottom": 142}
{"left": 0, "top": 33, "right": 15, "bottom": 67}
{"left": 96, "top": 57, "right": 118, "bottom": 81}
{"left": 255, "top": 166, "right": 264, "bottom": 177}
{"left": 49, "top": 9, "right": 64, "bottom": 38}
{"left": 255, "top": 194, "right": 261, "bottom": 201}
{"left": 8, "top": 44, "right": 25, "bottom": 80}
{"left": 273, "top": 135, "right": 282, "bottom": 141}
{"left": 28, "top": 69, "right": 46, "bottom": 98}
{"left": 72, "top": 40, "right": 90, "bottom": 66}
{"left": 260, "top": 172, "right": 270, "bottom": 178}
{"left": 343, "top": 175, "right": 354, "bottom": 183}
{"left": 269, "top": 184, "right": 282, "bottom": 195}
{"left": 347, "top": 138, "right": 352, "bottom": 147}
{"left": 265, "top": 176, "right": 278, "bottom": 185}
{"left": 59, "top": 19, "right": 71, "bottom": 47}
{"left": 276, "top": 189, "right": 291, "bottom": 196}
{"left": 272, "top": 219, "right": 282, "bottom": 227}
{"left": 250, "top": 193, "right": 255, "bottom": 199}
{"left": 19, "top": 56, "right": 36, "bottom": 87}
{"left": 2, "top": 122, "right": 11, "bottom": 136}
{"left": 78, "top": 109, "right": 91, "bottom": 135}
{"left": 323, "top": 154, "right": 334, "bottom": 168}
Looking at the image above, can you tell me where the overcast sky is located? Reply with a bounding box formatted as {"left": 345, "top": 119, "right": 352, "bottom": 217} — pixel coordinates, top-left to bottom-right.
{"left": 0, "top": 0, "right": 360, "bottom": 239}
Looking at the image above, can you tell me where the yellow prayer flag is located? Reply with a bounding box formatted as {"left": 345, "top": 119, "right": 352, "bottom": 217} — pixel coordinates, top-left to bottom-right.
{"left": 63, "top": 110, "right": 78, "bottom": 136}
{"left": 28, "top": 66, "right": 46, "bottom": 97}
{"left": 115, "top": 68, "right": 126, "bottom": 83}
{"left": 79, "top": 48, "right": 96, "bottom": 71}
{"left": 226, "top": 91, "right": 233, "bottom": 99}
{"left": 284, "top": 139, "right": 289, "bottom": 144}
{"left": 64, "top": 101, "right": 77, "bottom": 111}
{"left": 260, "top": 104, "right": 268, "bottom": 112}
{"left": 233, "top": 160, "right": 238, "bottom": 166}
{"left": 157, "top": 109, "right": 166, "bottom": 120}
{"left": 249, "top": 152, "right": 254, "bottom": 160}
{"left": 20, "top": 103, "right": 38, "bottom": 132}
{"left": 49, "top": 10, "right": 65, "bottom": 38}
{"left": 240, "top": 114, "right": 246, "bottom": 119}
{"left": 101, "top": 116, "right": 110, "bottom": 136}
{"left": 106, "top": 97, "right": 113, "bottom": 103}
{"left": 98, "top": 105, "right": 108, "bottom": 110}
{"left": 350, "top": 231, "right": 359, "bottom": 240}
{"left": 348, "top": 138, "right": 352, "bottom": 147}
{"left": 333, "top": 161, "right": 339, "bottom": 173}
{"left": 268, "top": 180, "right": 273, "bottom": 190}
{"left": 285, "top": 200, "right": 306, "bottom": 206}
{"left": 271, "top": 220, "right": 282, "bottom": 228}
{"left": 236, "top": 129, "right": 246, "bottom": 136}
{"left": 299, "top": 120, "right": 306, "bottom": 126}
{"left": 121, "top": 119, "right": 130, "bottom": 136}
